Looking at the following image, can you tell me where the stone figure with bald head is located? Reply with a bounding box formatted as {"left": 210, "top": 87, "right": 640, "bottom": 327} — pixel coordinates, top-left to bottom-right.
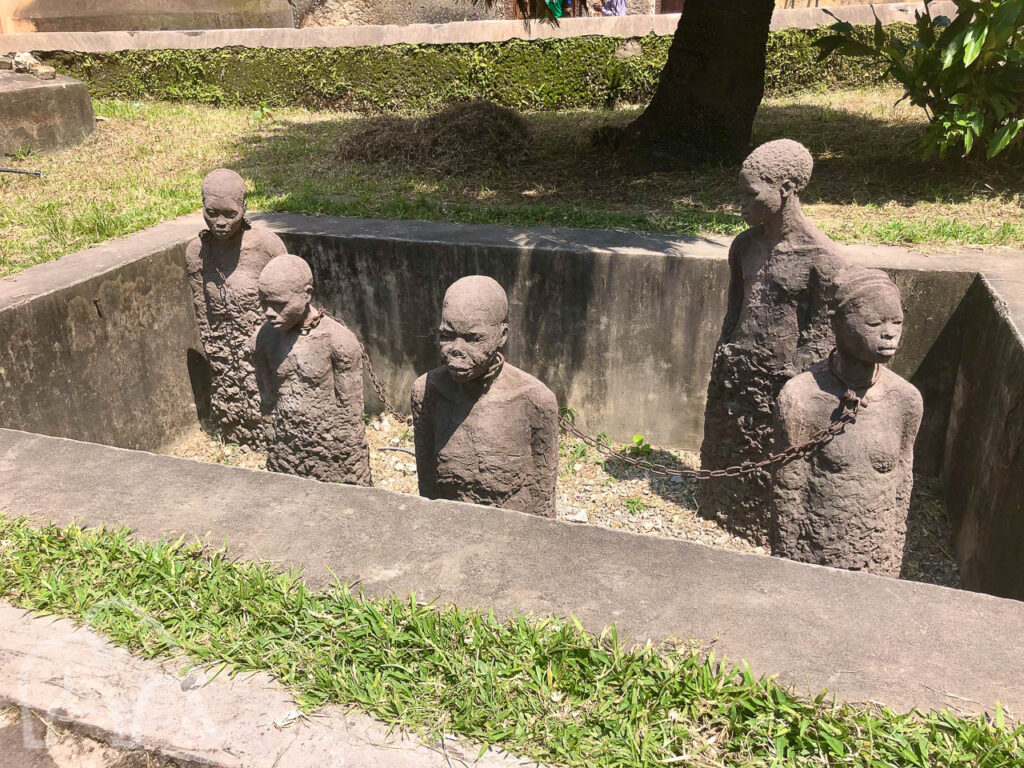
{"left": 252, "top": 255, "right": 371, "bottom": 485}
{"left": 698, "top": 139, "right": 848, "bottom": 544}
{"left": 411, "top": 276, "right": 559, "bottom": 517}
{"left": 771, "top": 267, "right": 923, "bottom": 576}
{"left": 185, "top": 168, "right": 287, "bottom": 446}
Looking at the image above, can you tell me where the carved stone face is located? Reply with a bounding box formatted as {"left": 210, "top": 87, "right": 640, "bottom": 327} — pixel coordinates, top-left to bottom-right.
{"left": 836, "top": 288, "right": 904, "bottom": 364}
{"left": 203, "top": 191, "right": 246, "bottom": 241}
{"left": 260, "top": 283, "right": 310, "bottom": 331}
{"left": 438, "top": 305, "right": 508, "bottom": 384}
{"left": 738, "top": 169, "right": 788, "bottom": 227}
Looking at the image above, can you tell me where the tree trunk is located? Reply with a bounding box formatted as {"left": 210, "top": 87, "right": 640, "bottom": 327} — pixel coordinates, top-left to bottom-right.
{"left": 620, "top": 0, "right": 776, "bottom": 165}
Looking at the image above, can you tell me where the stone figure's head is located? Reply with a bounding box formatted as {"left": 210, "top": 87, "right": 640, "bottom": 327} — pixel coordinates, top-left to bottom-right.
{"left": 258, "top": 255, "right": 313, "bottom": 331}
{"left": 438, "top": 276, "right": 509, "bottom": 384}
{"left": 738, "top": 139, "right": 813, "bottom": 226}
{"left": 201, "top": 169, "right": 248, "bottom": 241}
{"left": 834, "top": 267, "right": 904, "bottom": 364}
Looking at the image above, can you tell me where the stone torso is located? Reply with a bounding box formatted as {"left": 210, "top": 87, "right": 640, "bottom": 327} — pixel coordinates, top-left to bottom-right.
{"left": 412, "top": 363, "right": 558, "bottom": 516}
{"left": 185, "top": 223, "right": 286, "bottom": 446}
{"left": 254, "top": 315, "right": 371, "bottom": 485}
{"left": 771, "top": 362, "right": 923, "bottom": 576}
{"left": 698, "top": 225, "right": 847, "bottom": 545}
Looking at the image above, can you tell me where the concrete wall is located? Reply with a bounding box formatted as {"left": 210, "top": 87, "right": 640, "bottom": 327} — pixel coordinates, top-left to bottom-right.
{"left": 939, "top": 278, "right": 1024, "bottom": 600}
{"left": 3, "top": 427, "right": 1024, "bottom": 716}
{"left": 0, "top": 2, "right": 956, "bottom": 51}
{"left": 2, "top": 213, "right": 1023, "bottom": 598}
{"left": 1, "top": 0, "right": 294, "bottom": 34}
{"left": 0, "top": 217, "right": 202, "bottom": 452}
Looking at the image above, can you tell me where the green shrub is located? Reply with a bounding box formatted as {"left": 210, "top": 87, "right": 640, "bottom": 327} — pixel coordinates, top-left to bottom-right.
{"left": 40, "top": 26, "right": 893, "bottom": 114}
{"left": 816, "top": 0, "right": 1024, "bottom": 158}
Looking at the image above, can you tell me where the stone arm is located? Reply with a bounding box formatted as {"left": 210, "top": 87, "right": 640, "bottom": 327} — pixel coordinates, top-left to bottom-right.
{"left": 896, "top": 387, "right": 925, "bottom": 514}
{"left": 184, "top": 239, "right": 212, "bottom": 346}
{"left": 251, "top": 327, "right": 277, "bottom": 418}
{"left": 528, "top": 389, "right": 560, "bottom": 518}
{"left": 720, "top": 237, "right": 745, "bottom": 341}
{"left": 411, "top": 377, "right": 438, "bottom": 499}
{"left": 769, "top": 383, "right": 813, "bottom": 554}
{"left": 331, "top": 334, "right": 365, "bottom": 420}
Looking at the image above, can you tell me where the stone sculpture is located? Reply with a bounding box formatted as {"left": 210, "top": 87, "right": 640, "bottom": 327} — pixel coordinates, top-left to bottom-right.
{"left": 698, "top": 139, "right": 847, "bottom": 545}
{"left": 252, "top": 255, "right": 372, "bottom": 485}
{"left": 771, "top": 267, "right": 923, "bottom": 576}
{"left": 411, "top": 276, "right": 558, "bottom": 516}
{"left": 186, "top": 169, "right": 286, "bottom": 447}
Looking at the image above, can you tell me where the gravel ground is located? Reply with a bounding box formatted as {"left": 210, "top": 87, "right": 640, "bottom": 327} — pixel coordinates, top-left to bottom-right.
{"left": 168, "top": 418, "right": 960, "bottom": 589}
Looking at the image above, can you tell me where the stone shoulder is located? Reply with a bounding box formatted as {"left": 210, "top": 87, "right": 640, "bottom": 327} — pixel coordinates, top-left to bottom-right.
{"left": 184, "top": 235, "right": 203, "bottom": 273}
{"left": 501, "top": 363, "right": 557, "bottom": 411}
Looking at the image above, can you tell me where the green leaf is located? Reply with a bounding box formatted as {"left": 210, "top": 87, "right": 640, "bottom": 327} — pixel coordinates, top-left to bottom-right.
{"left": 987, "top": 120, "right": 1023, "bottom": 157}
{"left": 962, "top": 24, "right": 989, "bottom": 67}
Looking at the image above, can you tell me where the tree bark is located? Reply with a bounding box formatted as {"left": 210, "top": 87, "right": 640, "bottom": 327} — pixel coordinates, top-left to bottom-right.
{"left": 620, "top": 0, "right": 777, "bottom": 165}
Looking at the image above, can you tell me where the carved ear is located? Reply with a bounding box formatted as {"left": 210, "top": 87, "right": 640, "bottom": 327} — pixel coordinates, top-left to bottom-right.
{"left": 780, "top": 178, "right": 797, "bottom": 199}
{"left": 499, "top": 323, "right": 510, "bottom": 348}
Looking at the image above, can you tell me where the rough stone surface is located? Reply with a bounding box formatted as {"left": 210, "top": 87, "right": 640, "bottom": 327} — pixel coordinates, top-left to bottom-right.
{"left": 699, "top": 140, "right": 847, "bottom": 546}
{"left": 0, "top": 3, "right": 956, "bottom": 53}
{"left": 2, "top": 0, "right": 294, "bottom": 34}
{"left": 0, "top": 602, "right": 527, "bottom": 768}
{"left": 253, "top": 255, "right": 371, "bottom": 484}
{"left": 772, "top": 268, "right": 924, "bottom": 576}
{"left": 0, "top": 71, "right": 94, "bottom": 154}
{"left": 185, "top": 170, "right": 287, "bottom": 447}
{"left": 412, "top": 276, "right": 558, "bottom": 516}
{"left": 2, "top": 427, "right": 1024, "bottom": 716}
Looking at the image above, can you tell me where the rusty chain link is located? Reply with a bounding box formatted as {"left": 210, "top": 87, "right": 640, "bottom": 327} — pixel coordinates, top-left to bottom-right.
{"left": 558, "top": 390, "right": 862, "bottom": 481}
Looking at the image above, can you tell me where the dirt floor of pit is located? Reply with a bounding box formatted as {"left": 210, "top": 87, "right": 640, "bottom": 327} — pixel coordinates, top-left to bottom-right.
{"left": 167, "top": 418, "right": 961, "bottom": 589}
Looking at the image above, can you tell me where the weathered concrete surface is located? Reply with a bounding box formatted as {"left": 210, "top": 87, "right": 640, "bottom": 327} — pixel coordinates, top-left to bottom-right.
{"left": 941, "top": 276, "right": 1024, "bottom": 600}
{"left": 0, "top": 602, "right": 528, "bottom": 768}
{"left": 0, "top": 3, "right": 956, "bottom": 53}
{"left": 2, "top": 0, "right": 293, "bottom": 34}
{"left": 276, "top": 214, "right": 973, "bottom": 454}
{"left": 0, "top": 71, "right": 94, "bottom": 154}
{"left": 1, "top": 427, "right": 1023, "bottom": 717}
{"left": 0, "top": 216, "right": 203, "bottom": 451}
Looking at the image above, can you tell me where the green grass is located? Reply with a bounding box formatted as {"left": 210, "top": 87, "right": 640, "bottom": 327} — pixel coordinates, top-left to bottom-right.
{"left": 2, "top": 87, "right": 1024, "bottom": 278}
{"left": 1, "top": 516, "right": 1021, "bottom": 767}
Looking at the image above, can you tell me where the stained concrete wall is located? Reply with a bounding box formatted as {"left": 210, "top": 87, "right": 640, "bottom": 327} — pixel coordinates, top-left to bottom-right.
{"left": 0, "top": 71, "right": 95, "bottom": 154}
{"left": 0, "top": 217, "right": 202, "bottom": 452}
{"left": 2, "top": 0, "right": 294, "bottom": 34}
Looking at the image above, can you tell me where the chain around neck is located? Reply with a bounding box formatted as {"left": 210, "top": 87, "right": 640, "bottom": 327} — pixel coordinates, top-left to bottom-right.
{"left": 827, "top": 348, "right": 881, "bottom": 392}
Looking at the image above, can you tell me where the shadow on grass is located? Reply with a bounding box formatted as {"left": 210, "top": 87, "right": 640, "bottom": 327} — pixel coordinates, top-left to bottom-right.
{"left": 227, "top": 96, "right": 1024, "bottom": 230}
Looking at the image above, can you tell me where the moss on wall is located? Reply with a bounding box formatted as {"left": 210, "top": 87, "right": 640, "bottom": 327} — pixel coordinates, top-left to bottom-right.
{"left": 40, "top": 25, "right": 904, "bottom": 112}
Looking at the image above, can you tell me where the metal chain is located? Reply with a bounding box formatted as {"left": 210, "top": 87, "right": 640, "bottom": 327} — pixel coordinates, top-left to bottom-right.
{"left": 559, "top": 389, "right": 863, "bottom": 481}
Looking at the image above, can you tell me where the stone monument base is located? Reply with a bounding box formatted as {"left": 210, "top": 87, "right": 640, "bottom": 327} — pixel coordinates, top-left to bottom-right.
{"left": 2, "top": 0, "right": 295, "bottom": 33}
{"left": 0, "top": 71, "right": 95, "bottom": 154}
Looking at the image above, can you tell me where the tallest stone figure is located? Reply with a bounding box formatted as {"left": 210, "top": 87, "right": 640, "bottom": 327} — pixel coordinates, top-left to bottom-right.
{"left": 698, "top": 140, "right": 846, "bottom": 545}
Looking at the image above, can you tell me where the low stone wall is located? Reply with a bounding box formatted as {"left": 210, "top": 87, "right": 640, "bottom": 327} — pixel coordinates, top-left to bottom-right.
{"left": 0, "top": 0, "right": 294, "bottom": 34}
{"left": 0, "top": 71, "right": 95, "bottom": 154}
{"left": 3, "top": 426, "right": 1023, "bottom": 716}
{"left": 0, "top": 216, "right": 202, "bottom": 452}
{"left": 1, "top": 213, "right": 1022, "bottom": 598}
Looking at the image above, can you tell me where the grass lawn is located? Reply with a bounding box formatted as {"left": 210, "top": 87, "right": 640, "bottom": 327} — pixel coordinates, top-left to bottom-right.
{"left": 2, "top": 87, "right": 1024, "bottom": 278}
{"left": 1, "top": 517, "right": 1020, "bottom": 768}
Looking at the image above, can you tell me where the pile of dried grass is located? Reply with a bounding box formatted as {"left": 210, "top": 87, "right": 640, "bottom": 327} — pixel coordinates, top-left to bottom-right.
{"left": 338, "top": 101, "right": 532, "bottom": 174}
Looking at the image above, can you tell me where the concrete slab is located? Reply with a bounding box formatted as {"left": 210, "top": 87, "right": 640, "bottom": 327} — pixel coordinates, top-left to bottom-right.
{"left": 0, "top": 602, "right": 532, "bottom": 767}
{"left": 0, "top": 3, "right": 956, "bottom": 53}
{"left": 0, "top": 70, "right": 94, "bottom": 155}
{"left": 2, "top": 427, "right": 1023, "bottom": 717}
{"left": 3, "top": 0, "right": 294, "bottom": 34}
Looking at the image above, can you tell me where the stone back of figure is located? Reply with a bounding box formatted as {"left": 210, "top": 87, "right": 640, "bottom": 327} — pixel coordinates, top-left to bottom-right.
{"left": 411, "top": 275, "right": 559, "bottom": 517}
{"left": 770, "top": 267, "right": 923, "bottom": 577}
{"left": 185, "top": 168, "right": 287, "bottom": 447}
{"left": 252, "top": 255, "right": 372, "bottom": 485}
{"left": 698, "top": 139, "right": 847, "bottom": 545}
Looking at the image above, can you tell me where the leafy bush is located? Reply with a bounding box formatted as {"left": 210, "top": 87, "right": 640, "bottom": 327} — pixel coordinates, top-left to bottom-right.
{"left": 816, "top": 0, "right": 1024, "bottom": 158}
